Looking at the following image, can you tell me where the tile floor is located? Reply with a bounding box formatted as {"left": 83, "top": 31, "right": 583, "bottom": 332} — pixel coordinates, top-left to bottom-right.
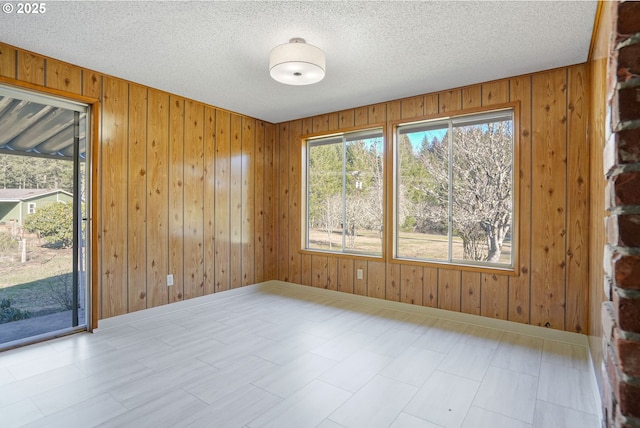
{"left": 0, "top": 282, "right": 600, "bottom": 428}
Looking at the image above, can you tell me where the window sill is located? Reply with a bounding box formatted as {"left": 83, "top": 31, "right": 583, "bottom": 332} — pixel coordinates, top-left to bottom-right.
{"left": 300, "top": 248, "right": 385, "bottom": 263}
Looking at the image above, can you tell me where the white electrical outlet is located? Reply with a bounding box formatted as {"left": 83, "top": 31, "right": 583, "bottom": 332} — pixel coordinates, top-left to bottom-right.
{"left": 356, "top": 269, "right": 363, "bottom": 280}
{"left": 167, "top": 274, "right": 174, "bottom": 286}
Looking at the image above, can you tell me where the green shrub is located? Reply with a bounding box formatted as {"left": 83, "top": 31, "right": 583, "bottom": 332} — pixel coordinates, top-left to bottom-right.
{"left": 24, "top": 202, "right": 73, "bottom": 248}
{"left": 0, "top": 298, "right": 31, "bottom": 323}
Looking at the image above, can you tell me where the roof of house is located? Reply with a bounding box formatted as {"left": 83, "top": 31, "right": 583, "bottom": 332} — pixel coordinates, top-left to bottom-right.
{"left": 0, "top": 189, "right": 72, "bottom": 202}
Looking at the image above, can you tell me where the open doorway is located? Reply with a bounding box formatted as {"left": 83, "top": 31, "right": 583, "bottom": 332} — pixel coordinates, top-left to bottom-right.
{"left": 0, "top": 84, "right": 91, "bottom": 349}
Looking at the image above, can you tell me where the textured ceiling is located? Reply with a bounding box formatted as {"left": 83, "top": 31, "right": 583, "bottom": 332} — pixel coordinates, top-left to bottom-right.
{"left": 0, "top": 1, "right": 597, "bottom": 123}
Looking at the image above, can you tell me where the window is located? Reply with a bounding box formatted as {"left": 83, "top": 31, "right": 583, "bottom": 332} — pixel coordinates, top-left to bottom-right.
{"left": 27, "top": 202, "right": 36, "bottom": 214}
{"left": 306, "top": 128, "right": 384, "bottom": 256}
{"left": 395, "top": 109, "right": 515, "bottom": 268}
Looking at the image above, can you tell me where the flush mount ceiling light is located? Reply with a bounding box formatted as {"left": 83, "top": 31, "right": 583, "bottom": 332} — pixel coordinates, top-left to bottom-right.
{"left": 269, "top": 38, "right": 326, "bottom": 85}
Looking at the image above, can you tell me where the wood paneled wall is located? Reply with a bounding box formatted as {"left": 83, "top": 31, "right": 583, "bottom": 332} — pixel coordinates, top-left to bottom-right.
{"left": 587, "top": 1, "right": 611, "bottom": 390}
{"left": 0, "top": 41, "right": 594, "bottom": 335}
{"left": 0, "top": 43, "right": 278, "bottom": 320}
{"left": 276, "top": 64, "right": 591, "bottom": 333}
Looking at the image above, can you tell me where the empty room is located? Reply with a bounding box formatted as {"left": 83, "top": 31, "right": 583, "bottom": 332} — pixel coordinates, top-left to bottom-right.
{"left": 0, "top": 1, "right": 638, "bottom": 427}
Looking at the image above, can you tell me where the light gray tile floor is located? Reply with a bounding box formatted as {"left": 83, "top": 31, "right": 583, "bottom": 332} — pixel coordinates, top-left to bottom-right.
{"left": 0, "top": 284, "right": 601, "bottom": 428}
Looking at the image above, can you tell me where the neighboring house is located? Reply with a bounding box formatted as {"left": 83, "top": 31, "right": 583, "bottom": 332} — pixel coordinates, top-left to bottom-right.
{"left": 0, "top": 189, "right": 73, "bottom": 225}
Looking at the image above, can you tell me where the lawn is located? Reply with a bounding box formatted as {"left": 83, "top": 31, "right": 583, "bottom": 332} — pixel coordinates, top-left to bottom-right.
{"left": 308, "top": 228, "right": 511, "bottom": 264}
{"left": 0, "top": 246, "right": 74, "bottom": 316}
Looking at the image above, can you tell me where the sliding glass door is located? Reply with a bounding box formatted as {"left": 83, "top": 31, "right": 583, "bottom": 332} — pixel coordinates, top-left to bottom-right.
{"left": 0, "top": 85, "right": 90, "bottom": 349}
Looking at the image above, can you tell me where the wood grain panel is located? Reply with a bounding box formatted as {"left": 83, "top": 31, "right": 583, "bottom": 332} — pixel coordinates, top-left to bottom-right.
{"left": 254, "top": 121, "right": 265, "bottom": 283}
{"left": 400, "top": 264, "right": 423, "bottom": 305}
{"left": 439, "top": 89, "right": 461, "bottom": 113}
{"left": 0, "top": 44, "right": 16, "bottom": 78}
{"left": 337, "top": 258, "right": 354, "bottom": 294}
{"left": 508, "top": 76, "right": 532, "bottom": 324}
{"left": 401, "top": 96, "right": 424, "bottom": 119}
{"left": 183, "top": 100, "right": 205, "bottom": 299}
{"left": 241, "top": 117, "right": 255, "bottom": 286}
{"left": 311, "top": 254, "right": 328, "bottom": 288}
{"left": 386, "top": 263, "right": 400, "bottom": 302}
{"left": 277, "top": 123, "right": 290, "bottom": 281}
{"left": 339, "top": 110, "right": 355, "bottom": 129}
{"left": 302, "top": 118, "right": 313, "bottom": 135}
{"left": 17, "top": 51, "right": 44, "bottom": 85}
{"left": 482, "top": 80, "right": 509, "bottom": 106}
{"left": 531, "top": 69, "right": 567, "bottom": 330}
{"left": 214, "top": 109, "right": 231, "bottom": 292}
{"left": 462, "top": 86, "right": 482, "bottom": 109}
{"left": 288, "top": 120, "right": 303, "bottom": 284}
{"left": 313, "top": 114, "right": 330, "bottom": 133}
{"left": 263, "top": 123, "right": 277, "bottom": 280}
{"left": 127, "top": 84, "right": 148, "bottom": 312}
{"left": 203, "top": 107, "right": 216, "bottom": 294}
{"left": 101, "top": 77, "right": 129, "bottom": 317}
{"left": 369, "top": 103, "right": 387, "bottom": 124}
{"left": 327, "top": 256, "right": 338, "bottom": 291}
{"left": 230, "top": 114, "right": 243, "bottom": 288}
{"left": 367, "top": 261, "right": 386, "bottom": 299}
{"left": 460, "top": 271, "right": 481, "bottom": 315}
{"left": 45, "top": 59, "right": 82, "bottom": 94}
{"left": 301, "top": 253, "right": 312, "bottom": 286}
{"left": 425, "top": 94, "right": 439, "bottom": 115}
{"left": 589, "top": 48, "right": 608, "bottom": 339}
{"left": 146, "top": 89, "right": 169, "bottom": 307}
{"left": 481, "top": 273, "right": 508, "bottom": 320}
{"left": 423, "top": 267, "right": 438, "bottom": 307}
{"left": 355, "top": 107, "right": 368, "bottom": 127}
{"left": 438, "top": 269, "right": 461, "bottom": 312}
{"left": 328, "top": 113, "right": 340, "bottom": 132}
{"left": 387, "top": 101, "right": 401, "bottom": 122}
{"left": 353, "top": 260, "right": 368, "bottom": 296}
{"left": 82, "top": 71, "right": 102, "bottom": 99}
{"left": 566, "top": 64, "right": 588, "bottom": 333}
{"left": 168, "top": 96, "right": 185, "bottom": 302}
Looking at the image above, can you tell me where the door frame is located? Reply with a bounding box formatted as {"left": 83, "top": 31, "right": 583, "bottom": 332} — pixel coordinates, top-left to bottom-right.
{"left": 0, "top": 76, "right": 101, "bottom": 330}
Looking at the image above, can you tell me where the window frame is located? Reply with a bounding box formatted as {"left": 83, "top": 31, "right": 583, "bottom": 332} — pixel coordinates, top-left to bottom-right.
{"left": 27, "top": 202, "right": 36, "bottom": 214}
{"left": 301, "top": 124, "right": 387, "bottom": 261}
{"left": 389, "top": 103, "right": 520, "bottom": 275}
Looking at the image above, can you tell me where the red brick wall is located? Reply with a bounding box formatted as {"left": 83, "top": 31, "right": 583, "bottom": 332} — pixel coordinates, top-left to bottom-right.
{"left": 603, "top": 1, "right": 640, "bottom": 426}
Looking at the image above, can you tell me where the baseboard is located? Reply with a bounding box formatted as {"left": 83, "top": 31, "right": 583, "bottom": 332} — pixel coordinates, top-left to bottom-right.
{"left": 263, "top": 280, "right": 590, "bottom": 346}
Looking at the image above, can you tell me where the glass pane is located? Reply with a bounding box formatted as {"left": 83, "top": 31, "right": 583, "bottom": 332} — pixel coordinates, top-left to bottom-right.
{"left": 451, "top": 116, "right": 513, "bottom": 265}
{"left": 345, "top": 134, "right": 384, "bottom": 255}
{"left": 307, "top": 141, "right": 344, "bottom": 251}
{"left": 0, "top": 89, "right": 88, "bottom": 348}
{"left": 396, "top": 125, "right": 449, "bottom": 261}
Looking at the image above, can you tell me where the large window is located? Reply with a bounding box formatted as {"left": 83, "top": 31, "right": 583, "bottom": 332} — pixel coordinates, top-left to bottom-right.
{"left": 306, "top": 128, "right": 384, "bottom": 256}
{"left": 395, "top": 109, "right": 515, "bottom": 268}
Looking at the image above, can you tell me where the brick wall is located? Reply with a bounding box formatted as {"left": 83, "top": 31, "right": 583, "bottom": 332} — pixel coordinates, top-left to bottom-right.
{"left": 603, "top": 1, "right": 640, "bottom": 427}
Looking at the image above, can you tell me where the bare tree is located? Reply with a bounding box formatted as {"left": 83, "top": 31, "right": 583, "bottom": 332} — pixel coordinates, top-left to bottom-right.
{"left": 419, "top": 121, "right": 513, "bottom": 262}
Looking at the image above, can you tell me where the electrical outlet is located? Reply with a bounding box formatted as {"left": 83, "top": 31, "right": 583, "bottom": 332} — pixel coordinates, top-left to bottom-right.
{"left": 167, "top": 274, "right": 174, "bottom": 286}
{"left": 356, "top": 269, "right": 363, "bottom": 280}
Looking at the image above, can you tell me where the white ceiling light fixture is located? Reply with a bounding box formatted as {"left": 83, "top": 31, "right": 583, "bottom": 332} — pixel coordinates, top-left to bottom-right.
{"left": 269, "top": 38, "right": 326, "bottom": 85}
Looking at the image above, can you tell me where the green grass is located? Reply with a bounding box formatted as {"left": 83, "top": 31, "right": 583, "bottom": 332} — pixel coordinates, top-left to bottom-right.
{"left": 308, "top": 228, "right": 512, "bottom": 264}
{"left": 0, "top": 248, "right": 73, "bottom": 315}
